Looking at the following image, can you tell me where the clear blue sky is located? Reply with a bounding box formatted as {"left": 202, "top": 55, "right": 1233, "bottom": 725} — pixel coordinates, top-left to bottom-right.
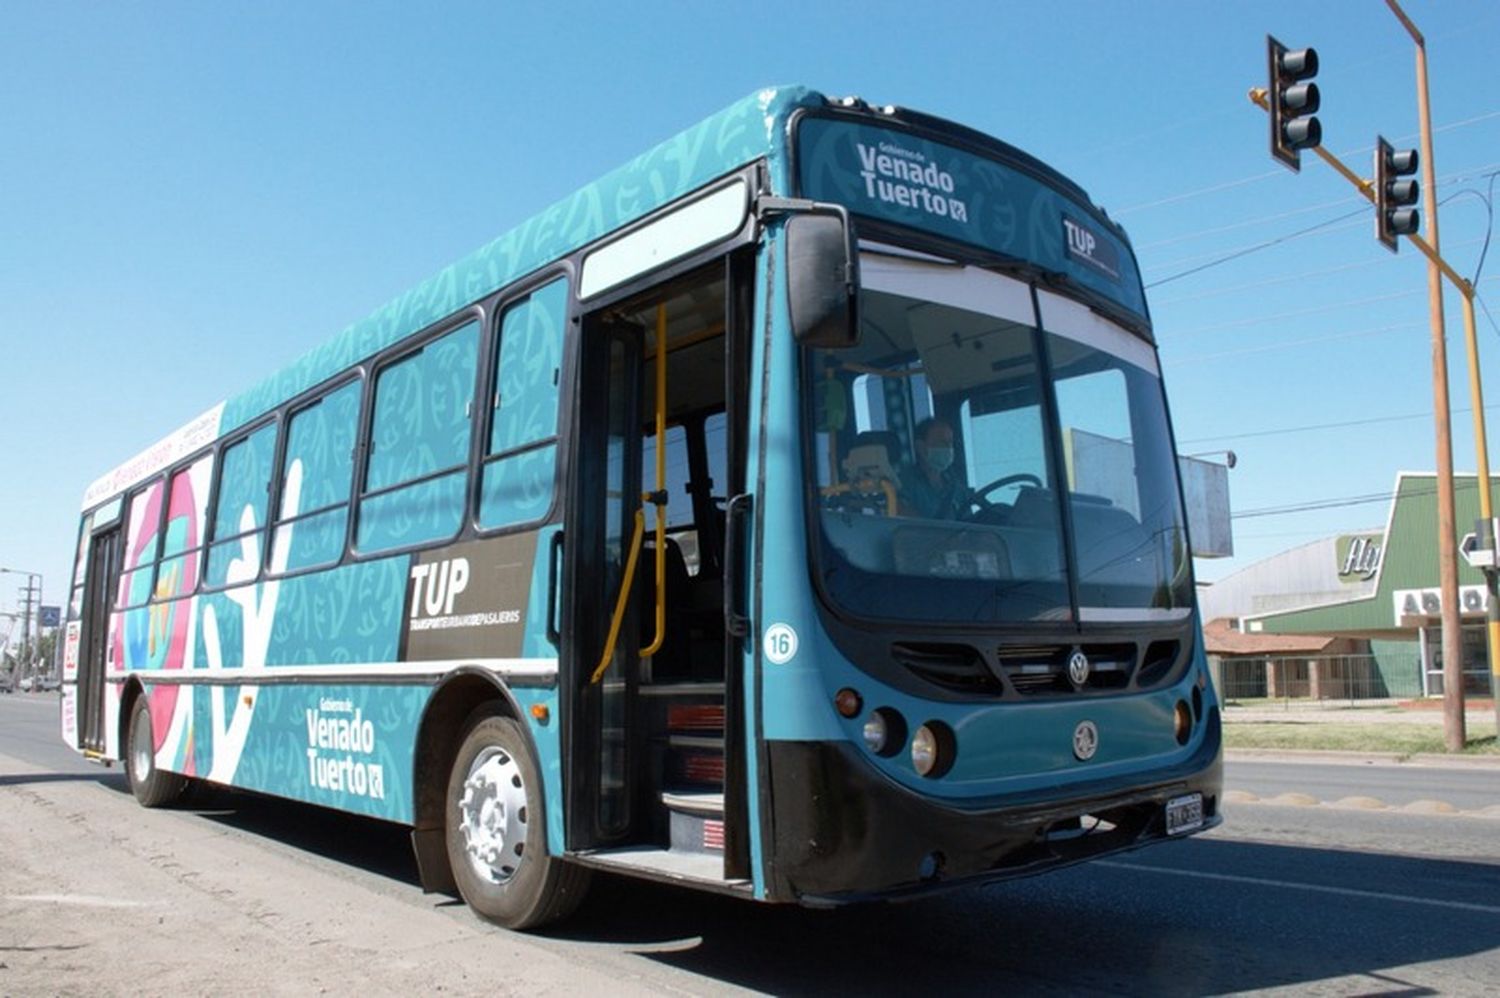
{"left": 3, "top": 0, "right": 1499, "bottom": 627}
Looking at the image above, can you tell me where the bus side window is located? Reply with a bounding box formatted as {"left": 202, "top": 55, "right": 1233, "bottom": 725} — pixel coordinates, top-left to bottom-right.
{"left": 273, "top": 378, "right": 361, "bottom": 572}
{"left": 206, "top": 422, "right": 278, "bottom": 587}
{"left": 157, "top": 455, "right": 213, "bottom": 599}
{"left": 479, "top": 278, "right": 567, "bottom": 529}
{"left": 117, "top": 478, "right": 166, "bottom": 608}
{"left": 359, "top": 321, "right": 479, "bottom": 553}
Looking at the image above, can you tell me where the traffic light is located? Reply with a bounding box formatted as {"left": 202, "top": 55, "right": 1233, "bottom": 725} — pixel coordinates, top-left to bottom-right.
{"left": 1375, "top": 136, "right": 1420, "bottom": 252}
{"left": 1268, "top": 35, "right": 1321, "bottom": 171}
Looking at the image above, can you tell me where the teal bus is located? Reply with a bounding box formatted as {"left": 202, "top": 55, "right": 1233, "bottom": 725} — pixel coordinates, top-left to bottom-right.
{"left": 61, "top": 86, "right": 1220, "bottom": 929}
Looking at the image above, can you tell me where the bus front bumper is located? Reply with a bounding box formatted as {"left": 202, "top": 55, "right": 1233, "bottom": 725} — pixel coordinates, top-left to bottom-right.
{"left": 763, "top": 707, "right": 1222, "bottom": 904}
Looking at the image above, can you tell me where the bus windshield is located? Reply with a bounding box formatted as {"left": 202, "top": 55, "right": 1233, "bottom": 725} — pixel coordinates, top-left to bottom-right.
{"left": 807, "top": 252, "right": 1193, "bottom": 626}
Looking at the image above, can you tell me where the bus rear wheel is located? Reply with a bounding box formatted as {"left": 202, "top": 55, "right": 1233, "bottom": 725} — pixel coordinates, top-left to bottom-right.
{"left": 445, "top": 711, "right": 590, "bottom": 930}
{"left": 126, "top": 695, "right": 187, "bottom": 807}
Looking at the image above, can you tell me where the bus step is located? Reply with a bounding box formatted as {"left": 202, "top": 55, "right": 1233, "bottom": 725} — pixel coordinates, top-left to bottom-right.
{"left": 662, "top": 790, "right": 724, "bottom": 853}
{"left": 665, "top": 703, "right": 724, "bottom": 732}
{"left": 666, "top": 743, "right": 724, "bottom": 786}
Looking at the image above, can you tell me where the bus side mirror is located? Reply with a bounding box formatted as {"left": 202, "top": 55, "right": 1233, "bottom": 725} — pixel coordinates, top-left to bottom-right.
{"left": 785, "top": 210, "right": 860, "bottom": 349}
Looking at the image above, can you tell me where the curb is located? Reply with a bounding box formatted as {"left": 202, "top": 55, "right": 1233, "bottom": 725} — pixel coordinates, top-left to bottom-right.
{"left": 1226, "top": 748, "right": 1500, "bottom": 769}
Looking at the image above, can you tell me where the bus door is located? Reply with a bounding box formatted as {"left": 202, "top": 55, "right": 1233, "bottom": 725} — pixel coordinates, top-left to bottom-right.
{"left": 76, "top": 523, "right": 122, "bottom": 753}
{"left": 564, "top": 258, "right": 750, "bottom": 877}
{"left": 565, "top": 315, "right": 645, "bottom": 849}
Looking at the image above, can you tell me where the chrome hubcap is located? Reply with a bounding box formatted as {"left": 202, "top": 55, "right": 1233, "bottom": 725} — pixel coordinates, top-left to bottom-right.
{"left": 458, "top": 746, "right": 528, "bottom": 884}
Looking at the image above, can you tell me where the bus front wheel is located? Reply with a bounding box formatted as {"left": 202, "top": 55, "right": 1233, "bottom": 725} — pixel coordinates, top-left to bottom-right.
{"left": 126, "top": 695, "right": 187, "bottom": 807}
{"left": 445, "top": 710, "right": 590, "bottom": 930}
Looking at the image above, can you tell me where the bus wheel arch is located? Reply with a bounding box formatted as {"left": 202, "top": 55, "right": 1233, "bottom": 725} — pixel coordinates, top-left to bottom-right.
{"left": 411, "top": 673, "right": 515, "bottom": 894}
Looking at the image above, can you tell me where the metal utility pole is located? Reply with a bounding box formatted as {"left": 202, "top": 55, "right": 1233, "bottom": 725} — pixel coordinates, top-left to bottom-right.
{"left": 1250, "top": 4, "right": 1491, "bottom": 750}
{"left": 1387, "top": 0, "right": 1477, "bottom": 749}
{"left": 20, "top": 583, "right": 37, "bottom": 677}
{"left": 0, "top": 568, "right": 44, "bottom": 682}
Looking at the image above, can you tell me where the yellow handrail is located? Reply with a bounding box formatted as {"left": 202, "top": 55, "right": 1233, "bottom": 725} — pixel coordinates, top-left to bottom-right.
{"left": 592, "top": 507, "right": 646, "bottom": 684}
{"left": 592, "top": 303, "right": 670, "bottom": 684}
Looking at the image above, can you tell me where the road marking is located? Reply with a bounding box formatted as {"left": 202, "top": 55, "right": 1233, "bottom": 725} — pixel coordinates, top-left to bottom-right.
{"left": 1401, "top": 798, "right": 1459, "bottom": 814}
{"left": 1096, "top": 861, "right": 1500, "bottom": 915}
{"left": 1330, "top": 796, "right": 1386, "bottom": 810}
{"left": 1228, "top": 793, "right": 1496, "bottom": 817}
{"left": 5, "top": 894, "right": 148, "bottom": 909}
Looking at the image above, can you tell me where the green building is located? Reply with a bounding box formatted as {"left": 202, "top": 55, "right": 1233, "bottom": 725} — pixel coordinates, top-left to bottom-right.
{"left": 1208, "top": 473, "right": 1499, "bottom": 699}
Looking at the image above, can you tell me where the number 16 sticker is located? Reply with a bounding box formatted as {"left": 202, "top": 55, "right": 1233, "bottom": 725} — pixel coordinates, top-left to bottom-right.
{"left": 763, "top": 623, "right": 799, "bottom": 665}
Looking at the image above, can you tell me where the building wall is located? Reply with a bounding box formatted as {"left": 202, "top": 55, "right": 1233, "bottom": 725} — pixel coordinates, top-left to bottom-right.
{"left": 1199, "top": 534, "right": 1378, "bottom": 622}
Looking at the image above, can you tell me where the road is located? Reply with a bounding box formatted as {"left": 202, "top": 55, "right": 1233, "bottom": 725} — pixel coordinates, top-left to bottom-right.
{"left": 3, "top": 692, "right": 1498, "bottom": 995}
{"left": 1227, "top": 757, "right": 1500, "bottom": 815}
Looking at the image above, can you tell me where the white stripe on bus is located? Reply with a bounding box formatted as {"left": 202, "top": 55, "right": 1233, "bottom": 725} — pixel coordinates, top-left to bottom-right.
{"left": 104, "top": 658, "right": 558, "bottom": 684}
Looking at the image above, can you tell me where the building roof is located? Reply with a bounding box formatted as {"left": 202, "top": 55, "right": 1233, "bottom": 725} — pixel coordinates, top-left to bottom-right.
{"left": 1202, "top": 617, "right": 1341, "bottom": 656}
{"left": 1244, "top": 472, "right": 1500, "bottom": 638}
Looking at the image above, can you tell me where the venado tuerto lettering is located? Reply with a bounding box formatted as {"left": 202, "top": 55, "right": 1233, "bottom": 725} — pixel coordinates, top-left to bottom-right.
{"left": 305, "top": 704, "right": 385, "bottom": 800}
{"left": 856, "top": 142, "right": 968, "bottom": 221}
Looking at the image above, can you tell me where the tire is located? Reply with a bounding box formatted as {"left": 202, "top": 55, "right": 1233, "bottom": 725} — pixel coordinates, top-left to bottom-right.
{"left": 445, "top": 711, "right": 591, "bottom": 930}
{"left": 126, "top": 695, "right": 187, "bottom": 807}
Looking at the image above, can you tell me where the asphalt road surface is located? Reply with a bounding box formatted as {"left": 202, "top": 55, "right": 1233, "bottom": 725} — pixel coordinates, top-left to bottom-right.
{"left": 3, "top": 692, "right": 1498, "bottom": 995}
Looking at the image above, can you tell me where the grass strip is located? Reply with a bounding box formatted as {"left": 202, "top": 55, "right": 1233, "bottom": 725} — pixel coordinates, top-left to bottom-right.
{"left": 1224, "top": 721, "right": 1498, "bottom": 755}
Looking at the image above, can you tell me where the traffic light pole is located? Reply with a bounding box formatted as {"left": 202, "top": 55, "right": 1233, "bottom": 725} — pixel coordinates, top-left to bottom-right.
{"left": 1252, "top": 52, "right": 1490, "bottom": 748}
{"left": 1389, "top": 0, "right": 1491, "bottom": 745}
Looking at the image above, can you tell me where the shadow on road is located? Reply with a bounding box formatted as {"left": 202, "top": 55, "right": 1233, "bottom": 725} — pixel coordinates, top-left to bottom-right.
{"left": 554, "top": 837, "right": 1500, "bottom": 994}
{"left": 129, "top": 789, "right": 1500, "bottom": 995}
{"left": 0, "top": 771, "right": 127, "bottom": 790}
{"left": 188, "top": 787, "right": 421, "bottom": 886}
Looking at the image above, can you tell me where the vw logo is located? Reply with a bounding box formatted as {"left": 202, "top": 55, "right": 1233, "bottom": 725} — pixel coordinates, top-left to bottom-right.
{"left": 1067, "top": 648, "right": 1091, "bottom": 687}
{"left": 1073, "top": 720, "right": 1099, "bottom": 761}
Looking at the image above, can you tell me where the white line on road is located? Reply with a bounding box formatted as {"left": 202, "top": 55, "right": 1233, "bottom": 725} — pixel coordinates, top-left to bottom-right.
{"left": 6, "top": 894, "right": 149, "bottom": 908}
{"left": 1095, "top": 861, "right": 1500, "bottom": 916}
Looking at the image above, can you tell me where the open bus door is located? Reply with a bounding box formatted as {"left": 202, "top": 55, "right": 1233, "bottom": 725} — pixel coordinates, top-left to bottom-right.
{"left": 565, "top": 315, "right": 645, "bottom": 848}
{"left": 74, "top": 522, "right": 122, "bottom": 754}
{"left": 563, "top": 256, "right": 753, "bottom": 884}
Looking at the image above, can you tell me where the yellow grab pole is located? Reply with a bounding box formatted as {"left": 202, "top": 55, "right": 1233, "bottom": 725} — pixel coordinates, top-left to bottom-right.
{"left": 593, "top": 508, "right": 646, "bottom": 685}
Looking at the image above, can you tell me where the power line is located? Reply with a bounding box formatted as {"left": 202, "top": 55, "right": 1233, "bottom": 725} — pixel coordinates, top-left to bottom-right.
{"left": 1151, "top": 235, "right": 1487, "bottom": 307}
{"left": 1136, "top": 192, "right": 1365, "bottom": 252}
{"left": 1177, "top": 402, "right": 1500, "bottom": 447}
{"left": 1164, "top": 321, "right": 1422, "bottom": 366}
{"left": 1114, "top": 114, "right": 1500, "bottom": 217}
{"left": 1479, "top": 292, "right": 1500, "bottom": 339}
{"left": 1144, "top": 209, "right": 1369, "bottom": 289}
{"left": 1230, "top": 478, "right": 1483, "bottom": 521}
{"left": 1169, "top": 287, "right": 1422, "bottom": 337}
{"left": 1141, "top": 162, "right": 1500, "bottom": 277}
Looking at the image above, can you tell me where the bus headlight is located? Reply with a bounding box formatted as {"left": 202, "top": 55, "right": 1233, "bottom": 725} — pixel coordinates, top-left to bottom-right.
{"left": 912, "top": 721, "right": 955, "bottom": 778}
{"left": 1174, "top": 700, "right": 1193, "bottom": 745}
{"left": 862, "top": 708, "right": 905, "bottom": 757}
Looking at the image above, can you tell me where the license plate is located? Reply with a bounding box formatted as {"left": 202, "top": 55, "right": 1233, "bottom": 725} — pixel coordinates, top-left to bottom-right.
{"left": 1165, "top": 793, "right": 1204, "bottom": 836}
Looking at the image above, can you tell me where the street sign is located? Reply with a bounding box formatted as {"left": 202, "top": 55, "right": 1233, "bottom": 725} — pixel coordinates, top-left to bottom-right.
{"left": 39, "top": 605, "right": 61, "bottom": 628}
{"left": 1460, "top": 532, "right": 1498, "bottom": 571}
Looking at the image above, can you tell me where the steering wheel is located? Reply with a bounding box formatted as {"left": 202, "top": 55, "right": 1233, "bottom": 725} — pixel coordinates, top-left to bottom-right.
{"left": 965, "top": 473, "right": 1044, "bottom": 524}
{"left": 973, "top": 473, "right": 1044, "bottom": 505}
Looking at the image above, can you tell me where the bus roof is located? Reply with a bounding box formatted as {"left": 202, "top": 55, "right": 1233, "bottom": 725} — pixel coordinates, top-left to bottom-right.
{"left": 83, "top": 85, "right": 1136, "bottom": 507}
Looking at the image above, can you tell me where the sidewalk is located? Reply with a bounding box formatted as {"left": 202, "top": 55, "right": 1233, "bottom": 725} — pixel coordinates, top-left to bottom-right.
{"left": 1222, "top": 699, "right": 1494, "bottom": 726}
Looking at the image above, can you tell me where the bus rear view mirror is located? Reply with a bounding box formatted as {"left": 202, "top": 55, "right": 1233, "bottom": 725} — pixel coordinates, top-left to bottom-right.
{"left": 785, "top": 210, "right": 860, "bottom": 349}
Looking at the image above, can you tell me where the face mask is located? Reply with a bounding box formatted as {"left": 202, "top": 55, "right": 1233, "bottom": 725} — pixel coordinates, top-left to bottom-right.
{"left": 925, "top": 446, "right": 954, "bottom": 473}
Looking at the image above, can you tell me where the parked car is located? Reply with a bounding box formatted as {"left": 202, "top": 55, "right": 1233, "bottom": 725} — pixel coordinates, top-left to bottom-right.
{"left": 0, "top": 673, "right": 14, "bottom": 694}
{"left": 18, "top": 677, "right": 34, "bottom": 692}
{"left": 38, "top": 676, "right": 60, "bottom": 692}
